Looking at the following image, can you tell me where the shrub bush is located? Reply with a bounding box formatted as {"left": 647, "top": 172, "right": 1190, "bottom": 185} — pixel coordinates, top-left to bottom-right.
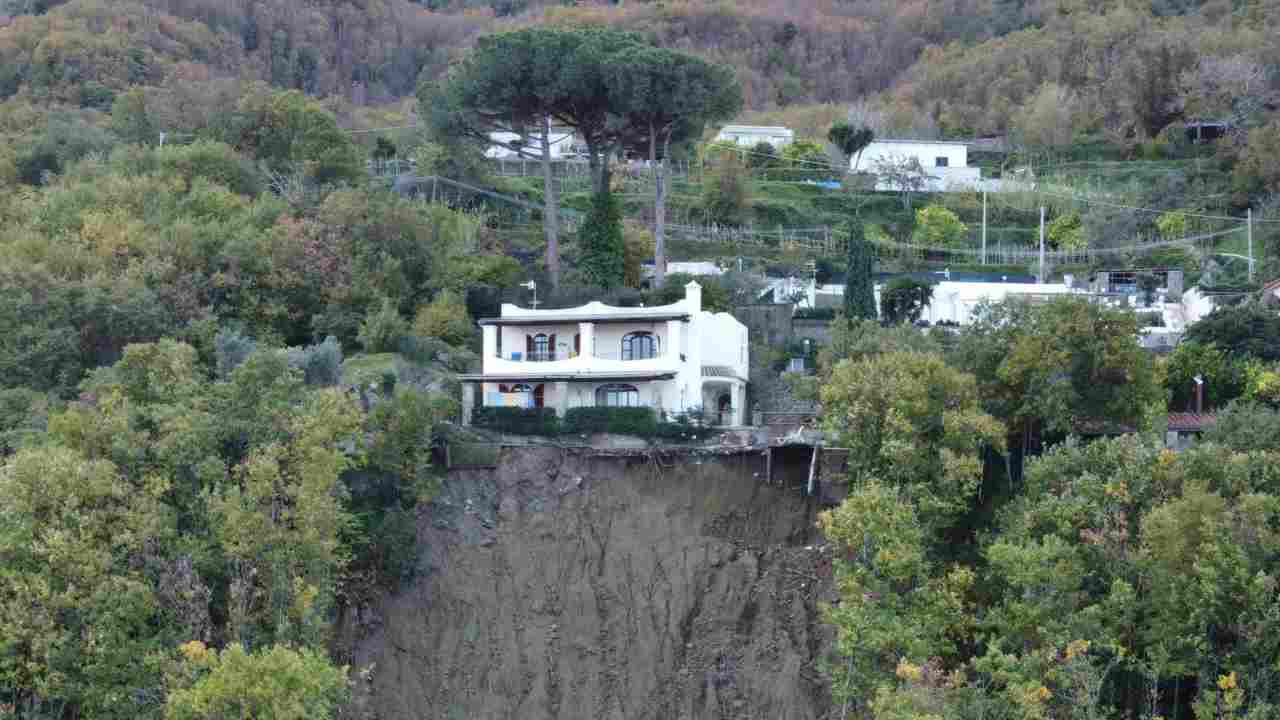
{"left": 563, "top": 407, "right": 658, "bottom": 436}
{"left": 472, "top": 406, "right": 560, "bottom": 435}
{"left": 358, "top": 298, "right": 408, "bottom": 353}
{"left": 413, "top": 290, "right": 473, "bottom": 347}
{"left": 214, "top": 328, "right": 257, "bottom": 378}
{"left": 285, "top": 336, "right": 343, "bottom": 386}
{"left": 654, "top": 420, "right": 715, "bottom": 443}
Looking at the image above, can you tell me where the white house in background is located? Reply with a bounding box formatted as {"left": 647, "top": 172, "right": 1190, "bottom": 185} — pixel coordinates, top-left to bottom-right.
{"left": 460, "top": 282, "right": 751, "bottom": 427}
{"left": 485, "top": 128, "right": 577, "bottom": 159}
{"left": 785, "top": 278, "right": 1078, "bottom": 321}
{"left": 917, "top": 281, "right": 1075, "bottom": 324}
{"left": 715, "top": 125, "right": 795, "bottom": 149}
{"left": 852, "top": 139, "right": 983, "bottom": 192}
{"left": 643, "top": 261, "right": 723, "bottom": 282}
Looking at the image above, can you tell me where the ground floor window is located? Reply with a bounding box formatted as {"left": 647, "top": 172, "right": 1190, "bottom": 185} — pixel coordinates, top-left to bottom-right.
{"left": 596, "top": 383, "right": 640, "bottom": 407}
{"left": 500, "top": 383, "right": 544, "bottom": 408}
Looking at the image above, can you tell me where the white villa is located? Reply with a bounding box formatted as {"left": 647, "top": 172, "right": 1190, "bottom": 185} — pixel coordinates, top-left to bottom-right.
{"left": 485, "top": 128, "right": 577, "bottom": 160}
{"left": 852, "top": 139, "right": 984, "bottom": 192}
{"left": 460, "top": 282, "right": 751, "bottom": 427}
{"left": 715, "top": 125, "right": 795, "bottom": 149}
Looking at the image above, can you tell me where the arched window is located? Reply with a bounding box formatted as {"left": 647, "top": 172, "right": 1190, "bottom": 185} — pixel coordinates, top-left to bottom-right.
{"left": 596, "top": 384, "right": 640, "bottom": 407}
{"left": 527, "top": 333, "right": 555, "bottom": 362}
{"left": 621, "top": 332, "right": 658, "bottom": 361}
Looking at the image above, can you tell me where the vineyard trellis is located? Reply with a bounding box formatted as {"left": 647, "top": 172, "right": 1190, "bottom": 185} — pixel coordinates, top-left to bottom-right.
{"left": 380, "top": 174, "right": 1252, "bottom": 267}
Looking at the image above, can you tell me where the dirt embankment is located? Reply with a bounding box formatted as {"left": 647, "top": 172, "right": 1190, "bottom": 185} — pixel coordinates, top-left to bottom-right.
{"left": 345, "top": 446, "right": 836, "bottom": 720}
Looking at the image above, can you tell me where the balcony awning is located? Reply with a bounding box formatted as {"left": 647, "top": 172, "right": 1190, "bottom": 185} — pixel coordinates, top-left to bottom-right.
{"left": 459, "top": 370, "right": 677, "bottom": 383}
{"left": 702, "top": 365, "right": 748, "bottom": 382}
{"left": 478, "top": 312, "right": 688, "bottom": 326}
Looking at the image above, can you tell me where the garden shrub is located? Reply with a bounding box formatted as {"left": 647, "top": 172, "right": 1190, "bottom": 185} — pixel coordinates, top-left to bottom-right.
{"left": 562, "top": 407, "right": 658, "bottom": 436}
{"left": 472, "top": 406, "right": 560, "bottom": 435}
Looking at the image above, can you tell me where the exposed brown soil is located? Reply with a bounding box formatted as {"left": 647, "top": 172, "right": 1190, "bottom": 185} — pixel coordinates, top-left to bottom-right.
{"left": 344, "top": 446, "right": 836, "bottom": 719}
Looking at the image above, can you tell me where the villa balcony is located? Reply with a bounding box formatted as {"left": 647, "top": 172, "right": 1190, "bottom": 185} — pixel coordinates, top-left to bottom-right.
{"left": 493, "top": 349, "right": 663, "bottom": 363}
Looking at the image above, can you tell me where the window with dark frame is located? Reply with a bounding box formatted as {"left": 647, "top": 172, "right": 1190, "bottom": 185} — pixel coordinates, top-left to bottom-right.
{"left": 935, "top": 156, "right": 949, "bottom": 167}
{"left": 621, "top": 332, "right": 658, "bottom": 361}
{"left": 596, "top": 384, "right": 640, "bottom": 407}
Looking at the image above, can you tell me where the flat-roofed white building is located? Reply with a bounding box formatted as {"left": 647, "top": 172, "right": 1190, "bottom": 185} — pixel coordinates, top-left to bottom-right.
{"left": 460, "top": 282, "right": 751, "bottom": 426}
{"left": 853, "top": 139, "right": 982, "bottom": 192}
{"left": 485, "top": 128, "right": 577, "bottom": 159}
{"left": 803, "top": 279, "right": 1077, "bottom": 323}
{"left": 916, "top": 281, "right": 1074, "bottom": 324}
{"left": 715, "top": 125, "right": 795, "bottom": 149}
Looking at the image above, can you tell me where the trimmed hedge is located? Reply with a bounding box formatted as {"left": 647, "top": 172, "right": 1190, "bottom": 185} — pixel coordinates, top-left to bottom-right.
{"left": 563, "top": 407, "right": 657, "bottom": 436}
{"left": 472, "top": 407, "right": 560, "bottom": 435}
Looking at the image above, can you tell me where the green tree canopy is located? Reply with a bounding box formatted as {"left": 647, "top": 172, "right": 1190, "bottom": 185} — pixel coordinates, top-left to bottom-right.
{"left": 879, "top": 277, "right": 934, "bottom": 325}
{"left": 165, "top": 642, "right": 348, "bottom": 720}
{"left": 912, "top": 205, "right": 968, "bottom": 248}
{"left": 222, "top": 85, "right": 362, "bottom": 185}
{"left": 1185, "top": 302, "right": 1280, "bottom": 362}
{"left": 954, "top": 297, "right": 1164, "bottom": 446}
{"left": 821, "top": 350, "right": 1005, "bottom": 535}
{"left": 607, "top": 44, "right": 741, "bottom": 288}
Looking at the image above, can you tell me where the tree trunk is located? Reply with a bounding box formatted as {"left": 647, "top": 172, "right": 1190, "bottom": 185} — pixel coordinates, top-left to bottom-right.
{"left": 652, "top": 123, "right": 668, "bottom": 289}
{"left": 598, "top": 142, "right": 614, "bottom": 196}
{"left": 586, "top": 137, "right": 602, "bottom": 195}
{"left": 541, "top": 117, "right": 561, "bottom": 289}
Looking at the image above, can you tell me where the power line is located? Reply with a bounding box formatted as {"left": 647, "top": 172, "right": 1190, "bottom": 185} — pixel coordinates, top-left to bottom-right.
{"left": 344, "top": 124, "right": 420, "bottom": 135}
{"left": 1025, "top": 187, "right": 1266, "bottom": 222}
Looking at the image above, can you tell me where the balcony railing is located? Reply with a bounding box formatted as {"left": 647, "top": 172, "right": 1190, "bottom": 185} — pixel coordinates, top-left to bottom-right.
{"left": 592, "top": 350, "right": 662, "bottom": 361}
{"left": 498, "top": 350, "right": 574, "bottom": 362}
{"left": 496, "top": 349, "right": 664, "bottom": 362}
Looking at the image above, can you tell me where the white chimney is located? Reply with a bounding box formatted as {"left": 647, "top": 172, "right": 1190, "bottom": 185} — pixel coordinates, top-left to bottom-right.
{"left": 685, "top": 280, "right": 702, "bottom": 313}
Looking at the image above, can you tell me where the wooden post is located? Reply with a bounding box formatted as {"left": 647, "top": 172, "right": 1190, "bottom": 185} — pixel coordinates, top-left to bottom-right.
{"left": 981, "top": 189, "right": 988, "bottom": 265}
{"left": 1248, "top": 207, "right": 1254, "bottom": 283}
{"left": 765, "top": 447, "right": 773, "bottom": 485}
{"left": 807, "top": 442, "right": 820, "bottom": 497}
{"left": 1038, "top": 206, "right": 1046, "bottom": 284}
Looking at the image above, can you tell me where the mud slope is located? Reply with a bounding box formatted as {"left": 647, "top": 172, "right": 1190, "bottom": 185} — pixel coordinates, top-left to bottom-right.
{"left": 349, "top": 446, "right": 835, "bottom": 720}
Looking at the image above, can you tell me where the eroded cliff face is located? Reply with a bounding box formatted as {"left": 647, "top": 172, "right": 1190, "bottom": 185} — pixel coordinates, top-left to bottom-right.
{"left": 347, "top": 446, "right": 835, "bottom": 720}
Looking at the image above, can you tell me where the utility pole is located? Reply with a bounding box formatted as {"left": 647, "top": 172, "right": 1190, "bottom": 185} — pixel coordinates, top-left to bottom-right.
{"left": 981, "top": 189, "right": 988, "bottom": 266}
{"left": 1247, "top": 207, "right": 1254, "bottom": 284}
{"left": 1038, "top": 205, "right": 1046, "bottom": 284}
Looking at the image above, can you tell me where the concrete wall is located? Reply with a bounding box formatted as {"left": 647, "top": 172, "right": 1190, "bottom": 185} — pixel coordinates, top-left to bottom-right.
{"left": 732, "top": 304, "right": 793, "bottom": 347}
{"left": 699, "top": 311, "right": 749, "bottom": 378}
{"left": 792, "top": 318, "right": 834, "bottom": 345}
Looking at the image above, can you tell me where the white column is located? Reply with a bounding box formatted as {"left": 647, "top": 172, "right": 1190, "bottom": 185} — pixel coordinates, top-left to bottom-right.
{"left": 578, "top": 321, "right": 595, "bottom": 360}
{"left": 482, "top": 325, "right": 498, "bottom": 361}
{"left": 462, "top": 383, "right": 476, "bottom": 426}
{"left": 554, "top": 381, "right": 569, "bottom": 417}
{"left": 733, "top": 382, "right": 746, "bottom": 426}
{"left": 666, "top": 319, "right": 682, "bottom": 360}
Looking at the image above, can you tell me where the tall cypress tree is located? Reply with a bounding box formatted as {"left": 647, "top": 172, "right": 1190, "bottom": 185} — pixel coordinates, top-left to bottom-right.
{"left": 844, "top": 221, "right": 877, "bottom": 321}
{"left": 828, "top": 122, "right": 878, "bottom": 322}
{"left": 578, "top": 188, "right": 626, "bottom": 289}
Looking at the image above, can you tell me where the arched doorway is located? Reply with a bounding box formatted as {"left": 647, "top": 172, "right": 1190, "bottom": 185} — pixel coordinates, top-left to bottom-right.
{"left": 717, "top": 393, "right": 732, "bottom": 426}
{"left": 510, "top": 383, "right": 545, "bottom": 408}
